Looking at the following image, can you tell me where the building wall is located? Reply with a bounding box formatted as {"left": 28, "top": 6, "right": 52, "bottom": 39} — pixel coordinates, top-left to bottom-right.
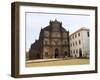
{"left": 81, "top": 30, "right": 90, "bottom": 57}
{"left": 70, "top": 28, "right": 89, "bottom": 58}
{"left": 43, "top": 32, "right": 69, "bottom": 58}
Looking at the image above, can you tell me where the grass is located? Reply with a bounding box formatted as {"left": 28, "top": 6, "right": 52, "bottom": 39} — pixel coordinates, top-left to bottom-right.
{"left": 26, "top": 58, "right": 89, "bottom": 67}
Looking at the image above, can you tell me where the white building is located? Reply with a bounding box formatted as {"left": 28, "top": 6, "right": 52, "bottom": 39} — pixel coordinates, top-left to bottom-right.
{"left": 70, "top": 27, "right": 90, "bottom": 58}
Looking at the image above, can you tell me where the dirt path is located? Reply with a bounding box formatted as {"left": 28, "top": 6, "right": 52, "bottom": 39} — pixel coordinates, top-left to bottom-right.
{"left": 26, "top": 58, "right": 89, "bottom": 67}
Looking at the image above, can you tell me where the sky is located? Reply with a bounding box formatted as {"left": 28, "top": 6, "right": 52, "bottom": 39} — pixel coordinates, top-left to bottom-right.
{"left": 25, "top": 12, "right": 90, "bottom": 51}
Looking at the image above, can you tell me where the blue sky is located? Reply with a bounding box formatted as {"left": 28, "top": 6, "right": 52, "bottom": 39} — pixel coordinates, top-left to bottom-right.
{"left": 26, "top": 12, "right": 90, "bottom": 51}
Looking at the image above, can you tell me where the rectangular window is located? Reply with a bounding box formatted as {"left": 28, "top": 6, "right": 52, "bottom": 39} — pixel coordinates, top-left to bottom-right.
{"left": 73, "top": 42, "right": 74, "bottom": 46}
{"left": 79, "top": 40, "right": 81, "bottom": 44}
{"left": 73, "top": 35, "right": 74, "bottom": 39}
{"left": 76, "top": 50, "right": 78, "bottom": 53}
{"left": 73, "top": 50, "right": 75, "bottom": 53}
{"left": 78, "top": 33, "right": 80, "bottom": 36}
{"left": 87, "top": 32, "right": 89, "bottom": 37}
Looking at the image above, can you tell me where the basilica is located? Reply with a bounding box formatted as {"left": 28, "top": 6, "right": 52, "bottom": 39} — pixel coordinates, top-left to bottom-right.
{"left": 28, "top": 19, "right": 70, "bottom": 60}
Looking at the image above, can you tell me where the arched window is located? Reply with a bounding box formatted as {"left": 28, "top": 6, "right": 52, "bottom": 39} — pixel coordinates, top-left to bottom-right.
{"left": 79, "top": 40, "right": 81, "bottom": 45}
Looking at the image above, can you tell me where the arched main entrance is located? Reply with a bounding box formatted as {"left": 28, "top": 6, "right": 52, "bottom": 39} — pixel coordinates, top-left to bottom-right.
{"left": 55, "top": 48, "right": 59, "bottom": 58}
{"left": 79, "top": 48, "right": 82, "bottom": 57}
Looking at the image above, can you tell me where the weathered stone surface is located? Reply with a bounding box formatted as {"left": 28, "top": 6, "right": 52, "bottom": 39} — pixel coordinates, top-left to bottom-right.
{"left": 29, "top": 20, "right": 70, "bottom": 60}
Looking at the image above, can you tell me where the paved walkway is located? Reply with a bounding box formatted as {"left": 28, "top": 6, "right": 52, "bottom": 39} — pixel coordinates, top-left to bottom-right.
{"left": 26, "top": 58, "right": 89, "bottom": 67}
{"left": 26, "top": 58, "right": 71, "bottom": 63}
{"left": 26, "top": 58, "right": 61, "bottom": 63}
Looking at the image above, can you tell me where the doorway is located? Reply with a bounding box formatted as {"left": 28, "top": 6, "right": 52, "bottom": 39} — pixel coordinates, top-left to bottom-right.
{"left": 55, "top": 48, "right": 59, "bottom": 58}
{"left": 79, "top": 48, "right": 82, "bottom": 57}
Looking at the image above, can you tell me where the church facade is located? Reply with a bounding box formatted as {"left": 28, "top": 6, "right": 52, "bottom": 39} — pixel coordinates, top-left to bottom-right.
{"left": 29, "top": 20, "right": 70, "bottom": 60}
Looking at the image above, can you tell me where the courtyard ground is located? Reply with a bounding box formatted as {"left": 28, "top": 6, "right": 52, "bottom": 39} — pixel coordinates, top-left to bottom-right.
{"left": 26, "top": 58, "right": 89, "bottom": 67}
